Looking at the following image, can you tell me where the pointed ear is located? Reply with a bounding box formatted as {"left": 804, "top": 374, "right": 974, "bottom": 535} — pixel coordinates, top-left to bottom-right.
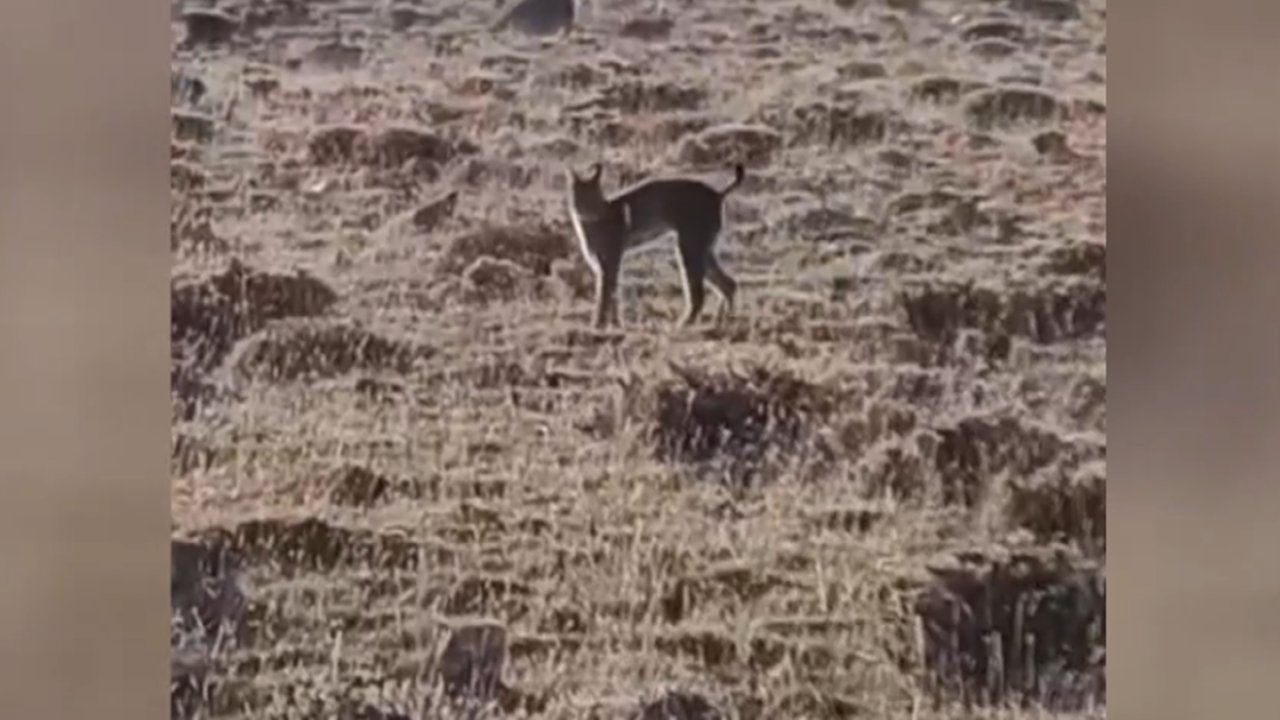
{"left": 588, "top": 162, "right": 602, "bottom": 182}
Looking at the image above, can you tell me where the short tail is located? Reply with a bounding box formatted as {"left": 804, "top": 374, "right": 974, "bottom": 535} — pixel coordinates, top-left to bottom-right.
{"left": 719, "top": 163, "right": 746, "bottom": 197}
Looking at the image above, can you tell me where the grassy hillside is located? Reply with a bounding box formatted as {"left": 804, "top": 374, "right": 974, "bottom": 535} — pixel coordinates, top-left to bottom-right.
{"left": 171, "top": 0, "right": 1106, "bottom": 717}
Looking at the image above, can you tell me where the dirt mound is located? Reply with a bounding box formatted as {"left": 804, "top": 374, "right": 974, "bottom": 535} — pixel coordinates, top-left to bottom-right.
{"left": 170, "top": 257, "right": 337, "bottom": 353}
{"left": 305, "top": 124, "right": 363, "bottom": 164}
{"left": 170, "top": 161, "right": 207, "bottom": 194}
{"left": 193, "top": 517, "right": 420, "bottom": 574}
{"left": 171, "top": 109, "right": 215, "bottom": 144}
{"left": 899, "top": 278, "right": 1105, "bottom": 355}
{"left": 241, "top": 64, "right": 280, "bottom": 98}
{"left": 678, "top": 123, "right": 782, "bottom": 169}
{"left": 170, "top": 139, "right": 203, "bottom": 161}
{"left": 1041, "top": 239, "right": 1105, "bottom": 279}
{"left": 619, "top": 16, "right": 675, "bottom": 41}
{"left": 304, "top": 40, "right": 365, "bottom": 72}
{"left": 661, "top": 562, "right": 804, "bottom": 624}
{"left": 328, "top": 465, "right": 424, "bottom": 508}
{"left": 961, "top": 18, "right": 1025, "bottom": 43}
{"left": 307, "top": 124, "right": 475, "bottom": 169}
{"left": 241, "top": 0, "right": 310, "bottom": 34}
{"left": 779, "top": 204, "right": 878, "bottom": 243}
{"left": 229, "top": 319, "right": 426, "bottom": 383}
{"left": 883, "top": 188, "right": 989, "bottom": 236}
{"left": 965, "top": 85, "right": 1066, "bottom": 130}
{"left": 1007, "top": 460, "right": 1105, "bottom": 553}
{"left": 1031, "top": 129, "right": 1079, "bottom": 161}
{"left": 931, "top": 412, "right": 1101, "bottom": 508}
{"left": 836, "top": 60, "right": 889, "bottom": 81}
{"left": 639, "top": 362, "right": 839, "bottom": 484}
{"left": 408, "top": 189, "right": 459, "bottom": 232}
{"left": 1011, "top": 0, "right": 1081, "bottom": 22}
{"left": 433, "top": 254, "right": 581, "bottom": 309}
{"left": 910, "top": 75, "right": 988, "bottom": 104}
{"left": 457, "top": 156, "right": 541, "bottom": 189}
{"left": 438, "top": 223, "right": 572, "bottom": 277}
{"left": 790, "top": 101, "right": 897, "bottom": 147}
{"left": 371, "top": 126, "right": 467, "bottom": 167}
{"left": 171, "top": 260, "right": 338, "bottom": 416}
{"left": 455, "top": 72, "right": 518, "bottom": 100}
{"left": 969, "top": 37, "right": 1022, "bottom": 59}
{"left": 181, "top": 9, "right": 238, "bottom": 48}
{"left": 600, "top": 79, "right": 708, "bottom": 114}
{"left": 393, "top": 3, "right": 465, "bottom": 32}
{"left": 654, "top": 628, "right": 737, "bottom": 669}
{"left": 542, "top": 61, "right": 610, "bottom": 90}
{"left": 492, "top": 0, "right": 575, "bottom": 37}
{"left": 747, "top": 634, "right": 848, "bottom": 675}
{"left": 914, "top": 546, "right": 1104, "bottom": 710}
{"left": 460, "top": 256, "right": 541, "bottom": 304}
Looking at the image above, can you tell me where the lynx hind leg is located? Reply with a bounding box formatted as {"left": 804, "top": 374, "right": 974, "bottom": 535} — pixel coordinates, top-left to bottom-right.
{"left": 705, "top": 251, "right": 736, "bottom": 322}
{"left": 675, "top": 230, "right": 712, "bottom": 327}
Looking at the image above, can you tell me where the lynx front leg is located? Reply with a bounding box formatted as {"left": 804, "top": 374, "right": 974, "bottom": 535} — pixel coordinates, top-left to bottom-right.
{"left": 592, "top": 248, "right": 624, "bottom": 329}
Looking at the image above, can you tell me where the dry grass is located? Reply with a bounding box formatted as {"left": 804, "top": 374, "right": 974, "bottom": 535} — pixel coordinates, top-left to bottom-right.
{"left": 170, "top": 0, "right": 1106, "bottom": 717}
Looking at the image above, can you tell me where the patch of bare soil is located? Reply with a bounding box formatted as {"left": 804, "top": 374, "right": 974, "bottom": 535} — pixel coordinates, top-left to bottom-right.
{"left": 171, "top": 0, "right": 1106, "bottom": 715}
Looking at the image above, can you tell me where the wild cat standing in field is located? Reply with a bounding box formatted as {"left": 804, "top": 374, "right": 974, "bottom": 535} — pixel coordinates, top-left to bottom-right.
{"left": 567, "top": 162, "right": 745, "bottom": 330}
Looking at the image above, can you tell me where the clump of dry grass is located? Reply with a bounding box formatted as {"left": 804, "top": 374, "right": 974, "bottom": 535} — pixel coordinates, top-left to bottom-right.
{"left": 228, "top": 318, "right": 429, "bottom": 383}
{"left": 437, "top": 223, "right": 572, "bottom": 277}
{"left": 180, "top": 9, "right": 238, "bottom": 49}
{"left": 306, "top": 124, "right": 479, "bottom": 170}
{"left": 964, "top": 85, "right": 1067, "bottom": 130}
{"left": 678, "top": 123, "right": 783, "bottom": 169}
{"left": 1006, "top": 460, "right": 1106, "bottom": 553}
{"left": 171, "top": 259, "right": 338, "bottom": 418}
{"left": 637, "top": 360, "right": 840, "bottom": 485}
{"left": 915, "top": 545, "right": 1105, "bottom": 712}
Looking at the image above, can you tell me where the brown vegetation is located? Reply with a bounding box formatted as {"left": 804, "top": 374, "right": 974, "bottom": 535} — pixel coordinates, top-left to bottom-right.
{"left": 171, "top": 0, "right": 1106, "bottom": 717}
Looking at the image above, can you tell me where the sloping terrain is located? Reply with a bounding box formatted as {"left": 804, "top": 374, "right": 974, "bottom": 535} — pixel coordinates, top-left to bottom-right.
{"left": 171, "top": 0, "right": 1106, "bottom": 717}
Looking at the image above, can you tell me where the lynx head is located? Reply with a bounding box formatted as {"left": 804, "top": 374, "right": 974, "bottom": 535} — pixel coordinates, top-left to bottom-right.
{"left": 567, "top": 162, "right": 608, "bottom": 220}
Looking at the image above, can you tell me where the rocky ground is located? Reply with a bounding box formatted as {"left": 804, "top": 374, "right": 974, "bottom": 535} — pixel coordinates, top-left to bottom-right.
{"left": 170, "top": 0, "right": 1106, "bottom": 717}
